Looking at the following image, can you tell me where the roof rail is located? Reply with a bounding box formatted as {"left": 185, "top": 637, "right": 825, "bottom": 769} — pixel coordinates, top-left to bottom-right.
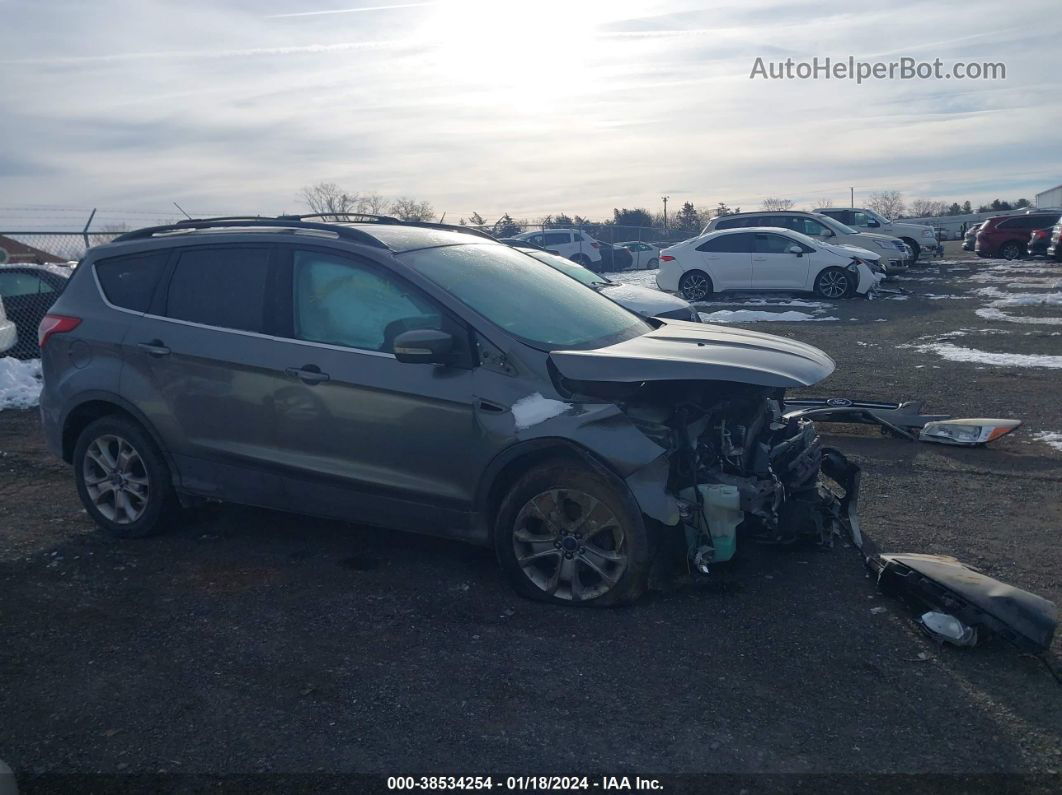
{"left": 277, "top": 213, "right": 498, "bottom": 241}
{"left": 111, "top": 218, "right": 387, "bottom": 247}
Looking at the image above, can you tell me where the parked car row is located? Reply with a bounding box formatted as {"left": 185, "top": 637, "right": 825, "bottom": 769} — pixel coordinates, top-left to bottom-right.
{"left": 974, "top": 209, "right": 1062, "bottom": 260}
{"left": 703, "top": 210, "right": 915, "bottom": 273}
{"left": 656, "top": 226, "right": 885, "bottom": 301}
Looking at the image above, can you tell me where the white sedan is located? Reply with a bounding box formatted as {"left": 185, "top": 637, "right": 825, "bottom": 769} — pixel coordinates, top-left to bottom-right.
{"left": 616, "top": 241, "right": 663, "bottom": 270}
{"left": 656, "top": 227, "right": 884, "bottom": 300}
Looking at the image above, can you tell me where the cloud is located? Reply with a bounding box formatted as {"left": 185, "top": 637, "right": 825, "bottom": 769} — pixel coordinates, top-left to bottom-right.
{"left": 0, "top": 0, "right": 1059, "bottom": 224}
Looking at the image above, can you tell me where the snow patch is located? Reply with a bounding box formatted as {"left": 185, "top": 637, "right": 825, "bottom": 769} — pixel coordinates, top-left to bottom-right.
{"left": 1032, "top": 431, "right": 1062, "bottom": 452}
{"left": 511, "top": 393, "right": 572, "bottom": 430}
{"left": 902, "top": 342, "right": 1062, "bottom": 369}
{"left": 0, "top": 357, "right": 43, "bottom": 411}
{"left": 975, "top": 307, "right": 1062, "bottom": 326}
{"left": 698, "top": 310, "right": 837, "bottom": 323}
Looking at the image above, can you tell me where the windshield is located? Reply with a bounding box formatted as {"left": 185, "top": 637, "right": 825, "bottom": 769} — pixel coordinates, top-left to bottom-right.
{"left": 400, "top": 244, "right": 650, "bottom": 351}
{"left": 523, "top": 249, "right": 611, "bottom": 287}
{"left": 815, "top": 213, "right": 859, "bottom": 235}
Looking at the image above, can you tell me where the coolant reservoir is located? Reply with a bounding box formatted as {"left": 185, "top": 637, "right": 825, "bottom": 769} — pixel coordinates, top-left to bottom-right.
{"left": 679, "top": 484, "right": 742, "bottom": 562}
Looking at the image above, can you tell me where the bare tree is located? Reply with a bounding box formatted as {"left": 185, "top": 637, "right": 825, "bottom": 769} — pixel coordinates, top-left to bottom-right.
{"left": 817, "top": 198, "right": 834, "bottom": 209}
{"left": 761, "top": 197, "right": 794, "bottom": 211}
{"left": 358, "top": 192, "right": 389, "bottom": 214}
{"left": 866, "top": 190, "right": 905, "bottom": 220}
{"left": 389, "top": 197, "right": 435, "bottom": 222}
{"left": 300, "top": 182, "right": 363, "bottom": 219}
{"left": 911, "top": 199, "right": 948, "bottom": 218}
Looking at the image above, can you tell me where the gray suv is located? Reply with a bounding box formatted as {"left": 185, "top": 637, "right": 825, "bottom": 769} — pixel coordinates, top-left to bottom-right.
{"left": 39, "top": 215, "right": 858, "bottom": 605}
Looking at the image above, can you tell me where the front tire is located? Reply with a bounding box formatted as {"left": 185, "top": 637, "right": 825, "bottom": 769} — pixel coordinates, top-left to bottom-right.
{"left": 74, "top": 416, "right": 175, "bottom": 538}
{"left": 902, "top": 238, "right": 921, "bottom": 262}
{"left": 814, "top": 267, "right": 852, "bottom": 299}
{"left": 494, "top": 462, "right": 650, "bottom": 606}
{"left": 1000, "top": 240, "right": 1023, "bottom": 260}
{"left": 678, "top": 270, "right": 713, "bottom": 301}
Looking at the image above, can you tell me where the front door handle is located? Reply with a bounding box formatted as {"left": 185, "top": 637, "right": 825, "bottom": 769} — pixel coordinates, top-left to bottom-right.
{"left": 286, "top": 365, "right": 330, "bottom": 385}
{"left": 137, "top": 340, "right": 171, "bottom": 357}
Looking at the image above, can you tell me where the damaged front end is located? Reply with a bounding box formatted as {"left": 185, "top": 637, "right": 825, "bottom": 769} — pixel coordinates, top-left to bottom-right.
{"left": 547, "top": 321, "right": 1056, "bottom": 655}
{"left": 624, "top": 383, "right": 861, "bottom": 573}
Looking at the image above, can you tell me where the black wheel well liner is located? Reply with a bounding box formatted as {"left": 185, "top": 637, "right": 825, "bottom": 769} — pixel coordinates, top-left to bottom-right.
{"left": 61, "top": 395, "right": 177, "bottom": 479}
{"left": 475, "top": 438, "right": 643, "bottom": 543}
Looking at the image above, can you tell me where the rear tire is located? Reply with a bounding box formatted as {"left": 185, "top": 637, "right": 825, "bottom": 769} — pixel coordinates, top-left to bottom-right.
{"left": 1000, "top": 240, "right": 1023, "bottom": 260}
{"left": 494, "top": 462, "right": 650, "bottom": 606}
{"left": 647, "top": 257, "right": 659, "bottom": 270}
{"left": 814, "top": 267, "right": 852, "bottom": 299}
{"left": 678, "top": 270, "right": 713, "bottom": 301}
{"left": 571, "top": 253, "right": 591, "bottom": 267}
{"left": 73, "top": 416, "right": 175, "bottom": 538}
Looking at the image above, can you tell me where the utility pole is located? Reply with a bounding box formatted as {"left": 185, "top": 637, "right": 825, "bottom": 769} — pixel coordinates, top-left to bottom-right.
{"left": 661, "top": 195, "right": 669, "bottom": 232}
{"left": 850, "top": 187, "right": 854, "bottom": 208}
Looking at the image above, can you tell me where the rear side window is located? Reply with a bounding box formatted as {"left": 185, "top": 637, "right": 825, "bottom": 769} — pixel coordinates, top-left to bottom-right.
{"left": 95, "top": 252, "right": 169, "bottom": 312}
{"left": 543, "top": 232, "right": 571, "bottom": 245}
{"left": 165, "top": 247, "right": 271, "bottom": 333}
{"left": 697, "top": 233, "right": 754, "bottom": 253}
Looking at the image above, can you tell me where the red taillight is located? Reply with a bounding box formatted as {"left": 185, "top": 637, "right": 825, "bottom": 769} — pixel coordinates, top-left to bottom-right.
{"left": 660, "top": 255, "right": 676, "bottom": 262}
{"left": 38, "top": 314, "right": 81, "bottom": 348}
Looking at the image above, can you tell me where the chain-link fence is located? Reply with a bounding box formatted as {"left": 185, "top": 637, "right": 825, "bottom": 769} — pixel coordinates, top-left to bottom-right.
{"left": 0, "top": 232, "right": 122, "bottom": 360}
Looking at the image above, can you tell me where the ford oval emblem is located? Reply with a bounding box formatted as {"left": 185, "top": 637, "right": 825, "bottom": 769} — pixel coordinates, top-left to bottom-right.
{"left": 826, "top": 398, "right": 853, "bottom": 407}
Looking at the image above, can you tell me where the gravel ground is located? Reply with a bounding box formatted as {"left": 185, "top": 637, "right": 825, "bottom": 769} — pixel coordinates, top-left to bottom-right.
{"left": 1, "top": 247, "right": 1060, "bottom": 790}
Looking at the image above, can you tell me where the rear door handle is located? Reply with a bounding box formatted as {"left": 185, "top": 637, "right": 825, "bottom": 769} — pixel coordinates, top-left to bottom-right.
{"left": 286, "top": 365, "right": 330, "bottom": 385}
{"left": 137, "top": 340, "right": 171, "bottom": 357}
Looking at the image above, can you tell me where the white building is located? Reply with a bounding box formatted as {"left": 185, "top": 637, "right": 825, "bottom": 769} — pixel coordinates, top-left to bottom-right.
{"left": 1035, "top": 184, "right": 1062, "bottom": 208}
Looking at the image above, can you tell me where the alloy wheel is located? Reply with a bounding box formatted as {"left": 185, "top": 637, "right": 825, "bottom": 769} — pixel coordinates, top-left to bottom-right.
{"left": 679, "top": 272, "right": 710, "bottom": 301}
{"left": 817, "top": 270, "right": 849, "bottom": 298}
{"left": 82, "top": 434, "right": 151, "bottom": 524}
{"left": 511, "top": 489, "right": 628, "bottom": 602}
{"left": 1001, "top": 242, "right": 1022, "bottom": 260}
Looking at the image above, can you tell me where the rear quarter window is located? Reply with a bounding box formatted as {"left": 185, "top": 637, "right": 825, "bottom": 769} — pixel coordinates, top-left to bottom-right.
{"left": 94, "top": 251, "right": 170, "bottom": 312}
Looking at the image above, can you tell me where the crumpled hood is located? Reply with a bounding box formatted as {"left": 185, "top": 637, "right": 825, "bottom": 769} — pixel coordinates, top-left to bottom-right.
{"left": 597, "top": 282, "right": 692, "bottom": 318}
{"left": 550, "top": 320, "right": 835, "bottom": 388}
{"left": 827, "top": 242, "right": 881, "bottom": 262}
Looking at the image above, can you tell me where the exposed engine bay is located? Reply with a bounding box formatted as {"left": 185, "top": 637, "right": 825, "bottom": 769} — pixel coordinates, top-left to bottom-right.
{"left": 610, "top": 380, "right": 861, "bottom": 571}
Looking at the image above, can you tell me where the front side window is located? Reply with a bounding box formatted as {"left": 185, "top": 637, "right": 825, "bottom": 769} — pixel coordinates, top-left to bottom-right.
{"left": 697, "top": 232, "right": 755, "bottom": 253}
{"left": 294, "top": 250, "right": 441, "bottom": 353}
{"left": 400, "top": 244, "right": 648, "bottom": 351}
{"left": 0, "top": 271, "right": 55, "bottom": 297}
{"left": 714, "top": 217, "right": 747, "bottom": 230}
{"left": 165, "top": 247, "right": 271, "bottom": 333}
{"left": 851, "top": 211, "right": 870, "bottom": 227}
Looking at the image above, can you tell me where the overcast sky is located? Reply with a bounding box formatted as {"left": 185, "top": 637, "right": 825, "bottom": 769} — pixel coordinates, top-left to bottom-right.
{"left": 2, "top": 0, "right": 1060, "bottom": 228}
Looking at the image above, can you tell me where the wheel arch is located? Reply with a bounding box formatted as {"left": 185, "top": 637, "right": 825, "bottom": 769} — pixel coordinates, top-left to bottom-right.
{"left": 475, "top": 438, "right": 644, "bottom": 544}
{"left": 61, "top": 393, "right": 176, "bottom": 479}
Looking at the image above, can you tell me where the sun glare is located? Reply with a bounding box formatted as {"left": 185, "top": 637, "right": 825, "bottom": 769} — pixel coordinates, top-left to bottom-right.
{"left": 420, "top": 0, "right": 606, "bottom": 95}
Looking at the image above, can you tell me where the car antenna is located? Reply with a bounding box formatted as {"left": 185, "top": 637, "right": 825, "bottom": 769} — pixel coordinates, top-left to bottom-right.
{"left": 173, "top": 202, "right": 192, "bottom": 220}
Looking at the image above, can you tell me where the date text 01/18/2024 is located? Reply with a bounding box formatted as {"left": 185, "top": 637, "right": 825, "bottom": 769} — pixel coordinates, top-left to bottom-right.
{"left": 387, "top": 776, "right": 664, "bottom": 791}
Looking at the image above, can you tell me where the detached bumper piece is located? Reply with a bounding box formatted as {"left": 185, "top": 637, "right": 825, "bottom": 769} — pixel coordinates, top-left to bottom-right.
{"left": 783, "top": 398, "right": 1022, "bottom": 447}
{"left": 868, "top": 553, "right": 1058, "bottom": 653}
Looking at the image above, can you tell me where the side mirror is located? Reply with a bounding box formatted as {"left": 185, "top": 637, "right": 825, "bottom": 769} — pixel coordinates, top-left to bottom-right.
{"left": 787, "top": 244, "right": 803, "bottom": 256}
{"left": 393, "top": 328, "right": 454, "bottom": 364}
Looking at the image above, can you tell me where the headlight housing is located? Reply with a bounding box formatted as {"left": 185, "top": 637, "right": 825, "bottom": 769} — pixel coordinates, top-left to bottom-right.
{"left": 919, "top": 418, "right": 1022, "bottom": 446}
{"left": 874, "top": 240, "right": 893, "bottom": 250}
